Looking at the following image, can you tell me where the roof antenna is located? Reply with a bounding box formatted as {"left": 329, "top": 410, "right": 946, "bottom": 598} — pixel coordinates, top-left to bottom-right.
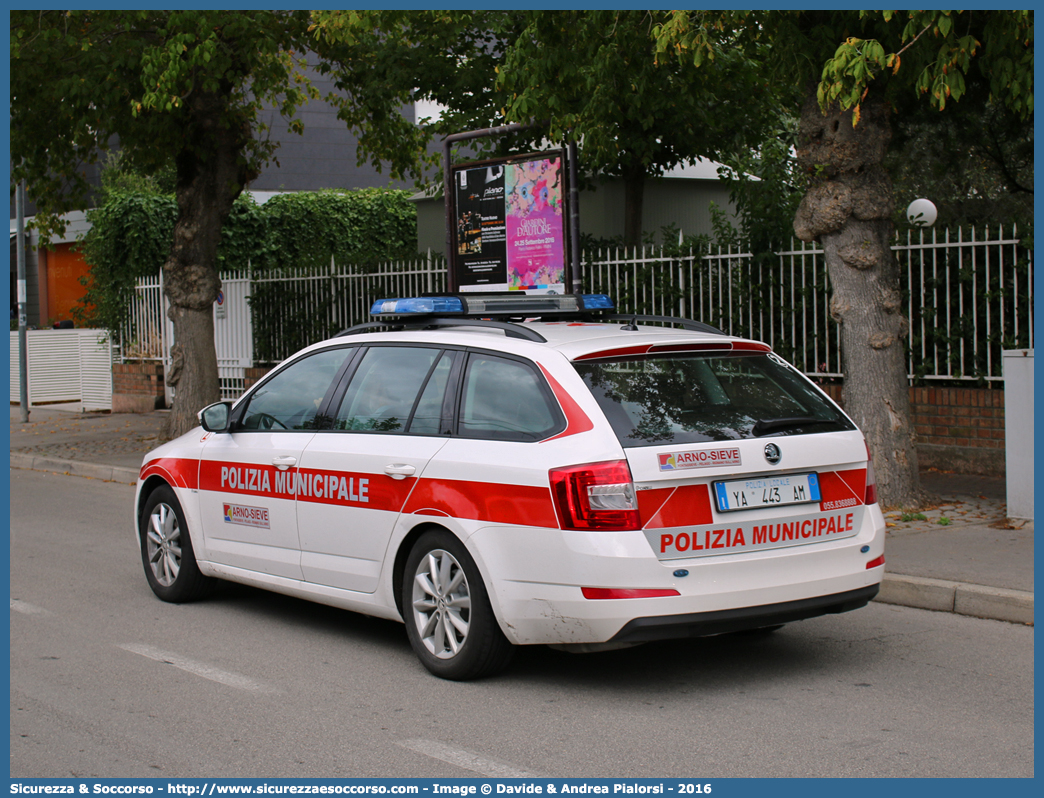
{"left": 622, "top": 315, "right": 639, "bottom": 331}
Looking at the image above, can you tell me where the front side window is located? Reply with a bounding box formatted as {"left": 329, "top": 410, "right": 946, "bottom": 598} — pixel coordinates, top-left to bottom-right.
{"left": 575, "top": 352, "right": 853, "bottom": 447}
{"left": 334, "top": 346, "right": 441, "bottom": 433}
{"left": 458, "top": 354, "right": 561, "bottom": 441}
{"left": 239, "top": 347, "right": 355, "bottom": 431}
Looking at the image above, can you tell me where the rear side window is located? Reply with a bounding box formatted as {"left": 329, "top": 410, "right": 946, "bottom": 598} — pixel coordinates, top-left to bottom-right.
{"left": 335, "top": 346, "right": 441, "bottom": 432}
{"left": 575, "top": 352, "right": 853, "bottom": 448}
{"left": 459, "top": 353, "right": 562, "bottom": 441}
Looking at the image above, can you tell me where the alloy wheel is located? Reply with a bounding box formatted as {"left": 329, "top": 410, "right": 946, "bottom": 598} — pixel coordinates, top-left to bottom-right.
{"left": 146, "top": 502, "right": 182, "bottom": 587}
{"left": 411, "top": 549, "right": 471, "bottom": 659}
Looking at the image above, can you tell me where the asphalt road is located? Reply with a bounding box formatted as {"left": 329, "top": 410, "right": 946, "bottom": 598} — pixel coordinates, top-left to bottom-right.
{"left": 9, "top": 467, "right": 1034, "bottom": 779}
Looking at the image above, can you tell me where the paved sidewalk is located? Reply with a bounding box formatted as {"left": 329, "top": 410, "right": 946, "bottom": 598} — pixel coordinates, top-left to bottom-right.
{"left": 9, "top": 402, "right": 1034, "bottom": 627}
{"left": 9, "top": 402, "right": 166, "bottom": 483}
{"left": 878, "top": 471, "right": 1032, "bottom": 625}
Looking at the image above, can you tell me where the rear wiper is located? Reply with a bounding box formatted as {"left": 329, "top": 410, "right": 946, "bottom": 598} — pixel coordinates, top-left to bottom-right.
{"left": 752, "top": 416, "right": 836, "bottom": 437}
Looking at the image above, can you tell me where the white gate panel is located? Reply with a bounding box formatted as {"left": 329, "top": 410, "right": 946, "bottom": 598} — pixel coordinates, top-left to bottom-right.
{"left": 214, "top": 274, "right": 253, "bottom": 400}
{"left": 10, "top": 333, "right": 19, "bottom": 403}
{"left": 79, "top": 330, "right": 114, "bottom": 411}
{"left": 1004, "top": 349, "right": 1034, "bottom": 520}
{"left": 9, "top": 329, "right": 112, "bottom": 408}
{"left": 214, "top": 275, "right": 253, "bottom": 366}
{"left": 23, "top": 330, "right": 81, "bottom": 404}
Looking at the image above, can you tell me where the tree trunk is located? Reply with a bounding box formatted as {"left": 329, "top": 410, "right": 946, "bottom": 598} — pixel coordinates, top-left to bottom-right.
{"left": 793, "top": 90, "right": 923, "bottom": 509}
{"left": 162, "top": 93, "right": 259, "bottom": 439}
{"left": 623, "top": 167, "right": 646, "bottom": 247}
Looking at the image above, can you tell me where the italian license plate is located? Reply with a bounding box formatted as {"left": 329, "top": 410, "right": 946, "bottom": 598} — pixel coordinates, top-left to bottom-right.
{"left": 713, "top": 473, "right": 820, "bottom": 512}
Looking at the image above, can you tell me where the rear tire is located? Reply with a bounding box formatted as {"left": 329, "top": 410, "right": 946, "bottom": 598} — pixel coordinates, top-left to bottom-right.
{"left": 402, "top": 530, "right": 514, "bottom": 680}
{"left": 140, "top": 484, "right": 215, "bottom": 603}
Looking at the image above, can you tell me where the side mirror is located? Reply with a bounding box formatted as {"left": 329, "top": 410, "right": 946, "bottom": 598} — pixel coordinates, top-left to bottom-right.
{"left": 198, "top": 401, "right": 232, "bottom": 433}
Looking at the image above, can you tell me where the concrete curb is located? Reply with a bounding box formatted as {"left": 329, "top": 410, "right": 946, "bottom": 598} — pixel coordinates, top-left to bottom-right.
{"left": 10, "top": 452, "right": 140, "bottom": 486}
{"left": 877, "top": 573, "right": 1034, "bottom": 626}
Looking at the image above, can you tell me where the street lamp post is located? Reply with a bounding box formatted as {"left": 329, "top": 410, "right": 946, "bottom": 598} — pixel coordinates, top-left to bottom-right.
{"left": 16, "top": 179, "right": 30, "bottom": 422}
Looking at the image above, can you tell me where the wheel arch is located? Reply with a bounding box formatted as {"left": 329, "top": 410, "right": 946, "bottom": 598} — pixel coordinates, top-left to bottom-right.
{"left": 392, "top": 521, "right": 454, "bottom": 618}
{"left": 136, "top": 475, "right": 173, "bottom": 533}
{"left": 394, "top": 521, "right": 516, "bottom": 679}
{"left": 137, "top": 476, "right": 216, "bottom": 602}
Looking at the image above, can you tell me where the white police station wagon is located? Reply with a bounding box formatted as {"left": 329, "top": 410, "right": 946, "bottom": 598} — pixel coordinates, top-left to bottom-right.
{"left": 135, "top": 293, "right": 885, "bottom": 680}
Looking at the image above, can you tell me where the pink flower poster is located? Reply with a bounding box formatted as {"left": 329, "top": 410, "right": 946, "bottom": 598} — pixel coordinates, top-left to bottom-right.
{"left": 504, "top": 156, "right": 566, "bottom": 292}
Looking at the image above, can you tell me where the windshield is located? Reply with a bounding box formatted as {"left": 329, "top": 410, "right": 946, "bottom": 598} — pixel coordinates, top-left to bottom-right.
{"left": 575, "top": 352, "right": 853, "bottom": 448}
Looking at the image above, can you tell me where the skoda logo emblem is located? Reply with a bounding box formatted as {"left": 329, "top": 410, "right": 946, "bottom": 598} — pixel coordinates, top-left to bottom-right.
{"left": 764, "top": 443, "right": 782, "bottom": 465}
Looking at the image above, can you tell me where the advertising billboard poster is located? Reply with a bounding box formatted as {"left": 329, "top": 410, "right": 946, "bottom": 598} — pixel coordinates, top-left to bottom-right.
{"left": 453, "top": 152, "right": 566, "bottom": 293}
{"left": 455, "top": 164, "right": 507, "bottom": 288}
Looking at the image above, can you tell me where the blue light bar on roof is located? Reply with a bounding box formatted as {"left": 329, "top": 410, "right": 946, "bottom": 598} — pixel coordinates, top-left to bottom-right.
{"left": 370, "top": 293, "right": 615, "bottom": 317}
{"left": 579, "top": 294, "right": 614, "bottom": 310}
{"left": 370, "top": 297, "right": 465, "bottom": 316}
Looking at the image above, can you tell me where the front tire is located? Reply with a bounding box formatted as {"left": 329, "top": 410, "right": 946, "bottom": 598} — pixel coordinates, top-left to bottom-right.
{"left": 402, "top": 530, "right": 514, "bottom": 680}
{"left": 140, "top": 484, "right": 215, "bottom": 603}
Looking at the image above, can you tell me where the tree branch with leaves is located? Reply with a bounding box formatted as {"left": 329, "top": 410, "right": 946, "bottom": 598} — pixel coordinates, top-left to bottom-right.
{"left": 655, "top": 9, "right": 1033, "bottom": 508}
{"left": 11, "top": 10, "right": 438, "bottom": 437}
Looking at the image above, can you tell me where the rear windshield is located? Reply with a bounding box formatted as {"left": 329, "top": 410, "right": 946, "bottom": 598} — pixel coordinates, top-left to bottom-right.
{"left": 575, "top": 352, "right": 854, "bottom": 448}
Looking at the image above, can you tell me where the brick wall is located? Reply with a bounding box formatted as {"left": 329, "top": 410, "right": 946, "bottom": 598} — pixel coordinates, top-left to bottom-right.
{"left": 111, "top": 362, "right": 166, "bottom": 413}
{"left": 244, "top": 367, "right": 273, "bottom": 392}
{"left": 911, "top": 386, "right": 1005, "bottom": 448}
{"left": 820, "top": 384, "right": 1004, "bottom": 476}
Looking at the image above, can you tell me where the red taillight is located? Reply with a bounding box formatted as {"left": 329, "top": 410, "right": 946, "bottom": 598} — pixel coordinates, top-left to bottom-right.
{"left": 864, "top": 442, "right": 878, "bottom": 505}
{"left": 866, "top": 554, "right": 885, "bottom": 570}
{"left": 549, "top": 459, "right": 641, "bottom": 531}
{"left": 582, "top": 587, "right": 680, "bottom": 600}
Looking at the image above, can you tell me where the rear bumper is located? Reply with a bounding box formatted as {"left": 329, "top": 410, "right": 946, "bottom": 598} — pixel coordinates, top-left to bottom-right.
{"left": 608, "top": 584, "right": 879, "bottom": 644}
{"left": 468, "top": 508, "right": 885, "bottom": 646}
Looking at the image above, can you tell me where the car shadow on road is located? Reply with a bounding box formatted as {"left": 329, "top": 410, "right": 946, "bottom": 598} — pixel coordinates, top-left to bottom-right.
{"left": 509, "top": 627, "right": 826, "bottom": 687}
{"left": 198, "top": 581, "right": 880, "bottom": 689}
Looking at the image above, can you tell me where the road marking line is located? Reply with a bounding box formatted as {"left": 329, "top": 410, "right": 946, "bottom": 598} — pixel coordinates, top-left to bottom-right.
{"left": 398, "top": 738, "right": 544, "bottom": 778}
{"left": 118, "top": 643, "right": 278, "bottom": 693}
{"left": 10, "top": 599, "right": 50, "bottom": 615}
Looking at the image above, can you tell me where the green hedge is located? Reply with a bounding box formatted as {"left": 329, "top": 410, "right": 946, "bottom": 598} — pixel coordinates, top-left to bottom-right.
{"left": 77, "top": 188, "right": 418, "bottom": 335}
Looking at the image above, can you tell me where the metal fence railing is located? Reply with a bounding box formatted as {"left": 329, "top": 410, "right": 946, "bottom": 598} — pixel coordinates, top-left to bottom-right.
{"left": 896, "top": 226, "right": 1033, "bottom": 383}
{"left": 247, "top": 255, "right": 447, "bottom": 365}
{"left": 583, "top": 225, "right": 1032, "bottom": 382}
{"left": 123, "top": 226, "right": 1032, "bottom": 398}
{"left": 122, "top": 255, "right": 448, "bottom": 400}
{"left": 583, "top": 242, "right": 841, "bottom": 376}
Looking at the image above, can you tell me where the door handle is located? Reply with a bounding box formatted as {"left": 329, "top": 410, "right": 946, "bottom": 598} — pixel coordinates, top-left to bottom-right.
{"left": 272, "top": 456, "right": 297, "bottom": 471}
{"left": 384, "top": 463, "right": 416, "bottom": 480}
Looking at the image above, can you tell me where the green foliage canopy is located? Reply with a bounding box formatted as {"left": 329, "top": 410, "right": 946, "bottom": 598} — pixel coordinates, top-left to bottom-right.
{"left": 493, "top": 11, "right": 783, "bottom": 245}
{"left": 817, "top": 11, "right": 1033, "bottom": 123}
{"left": 311, "top": 10, "right": 514, "bottom": 179}
{"left": 654, "top": 10, "right": 1033, "bottom": 125}
{"left": 315, "top": 10, "right": 785, "bottom": 246}
{"left": 10, "top": 10, "right": 322, "bottom": 240}
{"left": 11, "top": 10, "right": 445, "bottom": 435}
{"left": 496, "top": 12, "right": 776, "bottom": 175}
{"left": 74, "top": 192, "right": 177, "bottom": 334}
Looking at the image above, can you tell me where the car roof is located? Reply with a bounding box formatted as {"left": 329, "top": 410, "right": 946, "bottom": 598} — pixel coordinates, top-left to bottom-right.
{"left": 296, "top": 293, "right": 776, "bottom": 363}
{"left": 316, "top": 317, "right": 772, "bottom": 363}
